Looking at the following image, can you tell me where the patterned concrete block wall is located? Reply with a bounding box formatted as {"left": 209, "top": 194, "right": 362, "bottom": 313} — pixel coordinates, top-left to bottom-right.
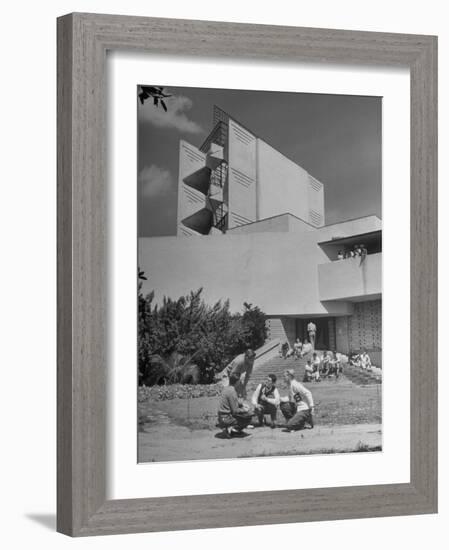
{"left": 348, "top": 300, "right": 382, "bottom": 351}
{"left": 336, "top": 316, "right": 350, "bottom": 354}
{"left": 328, "top": 318, "right": 336, "bottom": 350}
{"left": 335, "top": 299, "right": 382, "bottom": 365}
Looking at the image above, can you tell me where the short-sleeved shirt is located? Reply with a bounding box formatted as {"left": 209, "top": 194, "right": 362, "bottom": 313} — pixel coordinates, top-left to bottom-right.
{"left": 226, "top": 353, "right": 252, "bottom": 378}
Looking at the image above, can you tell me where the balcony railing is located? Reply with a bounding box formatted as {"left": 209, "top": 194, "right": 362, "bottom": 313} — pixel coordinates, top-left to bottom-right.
{"left": 318, "top": 253, "right": 382, "bottom": 301}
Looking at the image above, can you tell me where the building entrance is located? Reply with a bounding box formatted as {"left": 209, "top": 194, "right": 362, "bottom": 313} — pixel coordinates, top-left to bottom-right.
{"left": 295, "top": 318, "right": 336, "bottom": 351}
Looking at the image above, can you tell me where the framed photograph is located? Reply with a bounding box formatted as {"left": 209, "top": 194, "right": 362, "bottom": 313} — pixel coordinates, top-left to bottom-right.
{"left": 57, "top": 13, "right": 437, "bottom": 536}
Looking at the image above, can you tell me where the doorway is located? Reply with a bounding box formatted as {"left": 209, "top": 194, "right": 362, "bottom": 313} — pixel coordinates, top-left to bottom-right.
{"left": 295, "top": 318, "right": 336, "bottom": 350}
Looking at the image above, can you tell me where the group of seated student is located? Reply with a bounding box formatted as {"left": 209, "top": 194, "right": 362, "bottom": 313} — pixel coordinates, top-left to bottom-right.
{"left": 217, "top": 370, "right": 315, "bottom": 437}
{"left": 279, "top": 340, "right": 294, "bottom": 359}
{"left": 279, "top": 338, "right": 313, "bottom": 360}
{"left": 337, "top": 243, "right": 368, "bottom": 260}
{"left": 303, "top": 351, "right": 343, "bottom": 382}
{"left": 349, "top": 350, "right": 373, "bottom": 370}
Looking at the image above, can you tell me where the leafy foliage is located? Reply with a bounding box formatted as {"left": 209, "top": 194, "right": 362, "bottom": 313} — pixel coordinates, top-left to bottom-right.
{"left": 138, "top": 276, "right": 267, "bottom": 386}
{"left": 138, "top": 86, "right": 171, "bottom": 111}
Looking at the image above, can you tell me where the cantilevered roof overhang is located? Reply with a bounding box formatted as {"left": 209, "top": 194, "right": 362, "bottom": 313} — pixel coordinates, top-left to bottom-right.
{"left": 318, "top": 230, "right": 382, "bottom": 248}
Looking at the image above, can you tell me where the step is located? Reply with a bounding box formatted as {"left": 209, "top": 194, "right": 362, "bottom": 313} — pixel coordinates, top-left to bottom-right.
{"left": 251, "top": 352, "right": 381, "bottom": 387}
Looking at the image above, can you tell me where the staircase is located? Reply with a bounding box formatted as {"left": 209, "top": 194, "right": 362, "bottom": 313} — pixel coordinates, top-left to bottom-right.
{"left": 248, "top": 355, "right": 308, "bottom": 391}
{"left": 250, "top": 351, "right": 381, "bottom": 389}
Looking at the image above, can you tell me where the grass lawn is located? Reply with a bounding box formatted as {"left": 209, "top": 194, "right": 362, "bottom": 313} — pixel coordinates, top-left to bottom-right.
{"left": 139, "top": 379, "right": 382, "bottom": 431}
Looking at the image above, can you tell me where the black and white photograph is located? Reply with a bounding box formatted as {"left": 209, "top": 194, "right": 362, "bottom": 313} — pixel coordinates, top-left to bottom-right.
{"left": 137, "top": 85, "right": 382, "bottom": 463}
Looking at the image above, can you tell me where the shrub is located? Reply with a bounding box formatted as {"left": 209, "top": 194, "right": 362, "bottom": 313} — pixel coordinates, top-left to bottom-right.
{"left": 138, "top": 282, "right": 266, "bottom": 385}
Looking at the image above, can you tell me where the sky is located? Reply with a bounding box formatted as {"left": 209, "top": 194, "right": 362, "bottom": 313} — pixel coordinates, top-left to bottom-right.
{"left": 137, "top": 86, "right": 381, "bottom": 237}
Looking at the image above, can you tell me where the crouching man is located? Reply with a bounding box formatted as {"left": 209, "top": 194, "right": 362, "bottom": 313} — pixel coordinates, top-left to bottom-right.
{"left": 217, "top": 374, "right": 253, "bottom": 438}
{"left": 280, "top": 369, "right": 315, "bottom": 431}
{"left": 251, "top": 374, "right": 280, "bottom": 428}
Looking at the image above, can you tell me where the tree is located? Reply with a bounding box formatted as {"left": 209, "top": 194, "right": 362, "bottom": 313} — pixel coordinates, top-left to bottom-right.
{"left": 241, "top": 302, "right": 268, "bottom": 351}
{"left": 137, "top": 283, "right": 267, "bottom": 386}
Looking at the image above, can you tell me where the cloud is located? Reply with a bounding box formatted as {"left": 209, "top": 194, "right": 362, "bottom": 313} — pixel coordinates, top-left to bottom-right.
{"left": 139, "top": 94, "right": 202, "bottom": 134}
{"left": 139, "top": 165, "right": 174, "bottom": 199}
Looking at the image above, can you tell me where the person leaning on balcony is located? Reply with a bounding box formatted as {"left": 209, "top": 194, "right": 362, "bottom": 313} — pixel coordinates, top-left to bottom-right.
{"left": 217, "top": 374, "right": 253, "bottom": 438}
{"left": 251, "top": 374, "right": 280, "bottom": 428}
{"left": 337, "top": 250, "right": 344, "bottom": 260}
{"left": 223, "top": 348, "right": 256, "bottom": 398}
{"left": 280, "top": 369, "right": 315, "bottom": 431}
{"left": 354, "top": 244, "right": 363, "bottom": 257}
{"left": 359, "top": 243, "right": 368, "bottom": 264}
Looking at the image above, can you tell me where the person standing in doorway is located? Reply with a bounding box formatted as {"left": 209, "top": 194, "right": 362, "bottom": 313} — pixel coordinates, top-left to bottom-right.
{"left": 307, "top": 321, "right": 317, "bottom": 349}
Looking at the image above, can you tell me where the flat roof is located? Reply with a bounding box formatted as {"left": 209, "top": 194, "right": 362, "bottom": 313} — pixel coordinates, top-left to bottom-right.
{"left": 318, "top": 230, "right": 382, "bottom": 247}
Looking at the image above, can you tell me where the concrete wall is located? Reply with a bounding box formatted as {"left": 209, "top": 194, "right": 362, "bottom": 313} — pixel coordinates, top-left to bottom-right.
{"left": 348, "top": 300, "right": 382, "bottom": 352}
{"left": 257, "top": 139, "right": 311, "bottom": 223}
{"left": 228, "top": 120, "right": 257, "bottom": 227}
{"left": 177, "top": 141, "right": 206, "bottom": 236}
{"left": 227, "top": 212, "right": 290, "bottom": 235}
{"left": 266, "top": 317, "right": 296, "bottom": 346}
{"left": 176, "top": 125, "right": 333, "bottom": 236}
{"left": 334, "top": 300, "right": 382, "bottom": 364}
{"left": 307, "top": 175, "right": 325, "bottom": 227}
{"left": 318, "top": 253, "right": 382, "bottom": 301}
{"left": 139, "top": 231, "right": 354, "bottom": 317}
{"left": 316, "top": 215, "right": 382, "bottom": 242}
{"left": 227, "top": 213, "right": 313, "bottom": 236}
{"left": 336, "top": 316, "right": 350, "bottom": 354}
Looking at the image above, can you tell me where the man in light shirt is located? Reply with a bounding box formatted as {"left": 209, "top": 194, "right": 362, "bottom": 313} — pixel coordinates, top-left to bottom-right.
{"left": 251, "top": 374, "right": 280, "bottom": 428}
{"left": 307, "top": 321, "right": 317, "bottom": 349}
{"left": 293, "top": 338, "right": 303, "bottom": 359}
{"left": 360, "top": 350, "right": 372, "bottom": 370}
{"left": 280, "top": 369, "right": 315, "bottom": 431}
{"left": 311, "top": 352, "right": 321, "bottom": 382}
{"left": 301, "top": 339, "right": 313, "bottom": 358}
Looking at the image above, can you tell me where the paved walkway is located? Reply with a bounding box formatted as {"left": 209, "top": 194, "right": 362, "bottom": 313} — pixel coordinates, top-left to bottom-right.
{"left": 138, "top": 421, "right": 382, "bottom": 462}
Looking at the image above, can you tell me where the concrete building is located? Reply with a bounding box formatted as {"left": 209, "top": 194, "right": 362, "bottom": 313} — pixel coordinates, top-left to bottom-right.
{"left": 140, "top": 106, "right": 382, "bottom": 364}
{"left": 177, "top": 106, "right": 325, "bottom": 236}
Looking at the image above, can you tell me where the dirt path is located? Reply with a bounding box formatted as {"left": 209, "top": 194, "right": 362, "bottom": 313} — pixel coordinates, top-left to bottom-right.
{"left": 138, "top": 421, "right": 382, "bottom": 462}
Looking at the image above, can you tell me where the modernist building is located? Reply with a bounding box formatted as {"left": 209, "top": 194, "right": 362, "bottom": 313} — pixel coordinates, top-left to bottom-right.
{"left": 140, "top": 106, "right": 382, "bottom": 364}
{"left": 177, "top": 106, "right": 325, "bottom": 236}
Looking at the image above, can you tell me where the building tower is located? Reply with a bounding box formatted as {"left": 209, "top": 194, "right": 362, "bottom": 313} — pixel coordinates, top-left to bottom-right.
{"left": 177, "top": 106, "right": 325, "bottom": 236}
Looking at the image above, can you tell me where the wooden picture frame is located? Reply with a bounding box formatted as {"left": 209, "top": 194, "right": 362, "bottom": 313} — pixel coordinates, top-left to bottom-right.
{"left": 57, "top": 12, "right": 438, "bottom": 536}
